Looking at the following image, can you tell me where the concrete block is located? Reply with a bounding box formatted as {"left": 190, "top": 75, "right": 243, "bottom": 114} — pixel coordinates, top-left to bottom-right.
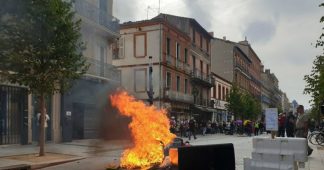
{"left": 278, "top": 137, "right": 307, "bottom": 162}
{"left": 244, "top": 158, "right": 252, "bottom": 170}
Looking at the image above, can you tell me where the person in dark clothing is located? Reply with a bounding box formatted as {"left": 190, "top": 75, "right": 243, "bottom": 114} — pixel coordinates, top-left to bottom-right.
{"left": 188, "top": 118, "right": 197, "bottom": 140}
{"left": 285, "top": 111, "right": 296, "bottom": 137}
{"left": 278, "top": 113, "right": 286, "bottom": 137}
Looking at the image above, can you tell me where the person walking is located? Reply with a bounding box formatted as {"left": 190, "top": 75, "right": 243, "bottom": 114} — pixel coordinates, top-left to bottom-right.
{"left": 295, "top": 105, "right": 313, "bottom": 156}
{"left": 285, "top": 111, "right": 295, "bottom": 137}
{"left": 254, "top": 121, "right": 259, "bottom": 136}
{"left": 278, "top": 113, "right": 286, "bottom": 137}
{"left": 188, "top": 118, "right": 197, "bottom": 140}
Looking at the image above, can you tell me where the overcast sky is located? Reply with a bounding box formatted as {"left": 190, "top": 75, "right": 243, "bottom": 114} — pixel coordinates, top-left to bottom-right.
{"left": 114, "top": 0, "right": 323, "bottom": 109}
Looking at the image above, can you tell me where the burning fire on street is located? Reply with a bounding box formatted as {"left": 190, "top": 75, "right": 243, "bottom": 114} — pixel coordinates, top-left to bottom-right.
{"left": 109, "top": 91, "right": 176, "bottom": 169}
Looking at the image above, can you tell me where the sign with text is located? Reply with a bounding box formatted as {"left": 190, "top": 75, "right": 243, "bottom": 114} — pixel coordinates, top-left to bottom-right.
{"left": 265, "top": 108, "right": 278, "bottom": 131}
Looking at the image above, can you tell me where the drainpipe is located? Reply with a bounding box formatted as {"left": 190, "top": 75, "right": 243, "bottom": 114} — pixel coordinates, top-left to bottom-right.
{"left": 147, "top": 56, "right": 154, "bottom": 105}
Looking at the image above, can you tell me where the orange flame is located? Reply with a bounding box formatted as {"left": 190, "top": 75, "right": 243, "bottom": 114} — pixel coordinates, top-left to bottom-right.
{"left": 110, "top": 91, "right": 176, "bottom": 169}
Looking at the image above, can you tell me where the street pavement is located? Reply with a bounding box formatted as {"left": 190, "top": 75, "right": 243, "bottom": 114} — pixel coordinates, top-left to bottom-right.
{"left": 1, "top": 134, "right": 323, "bottom": 170}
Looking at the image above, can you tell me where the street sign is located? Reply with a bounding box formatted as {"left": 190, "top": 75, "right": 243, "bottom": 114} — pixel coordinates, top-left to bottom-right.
{"left": 265, "top": 108, "right": 278, "bottom": 131}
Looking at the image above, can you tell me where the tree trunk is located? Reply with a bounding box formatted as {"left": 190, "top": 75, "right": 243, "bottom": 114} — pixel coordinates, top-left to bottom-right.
{"left": 39, "top": 94, "right": 46, "bottom": 156}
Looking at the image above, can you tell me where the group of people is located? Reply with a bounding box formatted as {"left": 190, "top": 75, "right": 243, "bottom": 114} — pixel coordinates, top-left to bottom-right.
{"left": 170, "top": 117, "right": 251, "bottom": 140}
{"left": 277, "top": 105, "right": 313, "bottom": 156}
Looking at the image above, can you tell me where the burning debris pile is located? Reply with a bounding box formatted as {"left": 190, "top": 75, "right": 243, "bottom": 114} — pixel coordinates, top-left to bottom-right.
{"left": 110, "top": 91, "right": 176, "bottom": 169}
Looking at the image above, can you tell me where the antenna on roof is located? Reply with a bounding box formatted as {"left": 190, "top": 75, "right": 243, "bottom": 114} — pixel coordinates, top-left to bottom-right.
{"left": 158, "top": 0, "right": 161, "bottom": 14}
{"left": 146, "top": 5, "right": 159, "bottom": 20}
{"left": 147, "top": 6, "right": 150, "bottom": 20}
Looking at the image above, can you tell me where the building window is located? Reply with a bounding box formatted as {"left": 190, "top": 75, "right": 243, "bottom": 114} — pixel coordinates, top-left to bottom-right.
{"left": 192, "top": 55, "right": 196, "bottom": 70}
{"left": 134, "top": 33, "right": 146, "bottom": 57}
{"left": 184, "top": 48, "right": 188, "bottom": 64}
{"left": 200, "top": 35, "right": 203, "bottom": 48}
{"left": 166, "top": 37, "right": 170, "bottom": 55}
{"left": 222, "top": 87, "right": 225, "bottom": 100}
{"left": 118, "top": 37, "right": 125, "bottom": 59}
{"left": 166, "top": 72, "right": 172, "bottom": 88}
{"left": 206, "top": 39, "right": 209, "bottom": 53}
{"left": 176, "top": 42, "right": 180, "bottom": 61}
{"left": 206, "top": 64, "right": 209, "bottom": 75}
{"left": 213, "top": 84, "right": 216, "bottom": 98}
{"left": 192, "top": 29, "right": 196, "bottom": 43}
{"left": 200, "top": 60, "right": 203, "bottom": 76}
{"left": 226, "top": 88, "right": 229, "bottom": 101}
{"left": 176, "top": 76, "right": 180, "bottom": 92}
{"left": 185, "top": 79, "right": 188, "bottom": 94}
{"left": 218, "top": 85, "right": 221, "bottom": 100}
{"left": 134, "top": 68, "right": 147, "bottom": 92}
{"left": 95, "top": 43, "right": 107, "bottom": 76}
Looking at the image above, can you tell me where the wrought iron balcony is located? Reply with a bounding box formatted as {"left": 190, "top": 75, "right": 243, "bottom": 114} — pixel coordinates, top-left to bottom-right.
{"left": 190, "top": 69, "right": 213, "bottom": 87}
{"left": 86, "top": 57, "right": 120, "bottom": 82}
{"left": 164, "top": 89, "right": 194, "bottom": 104}
{"left": 194, "top": 97, "right": 211, "bottom": 107}
{"left": 74, "top": 0, "right": 119, "bottom": 33}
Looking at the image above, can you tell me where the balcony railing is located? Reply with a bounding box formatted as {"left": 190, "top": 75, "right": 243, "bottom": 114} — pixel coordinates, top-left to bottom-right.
{"left": 166, "top": 55, "right": 173, "bottom": 65}
{"left": 165, "top": 55, "right": 192, "bottom": 73}
{"left": 194, "top": 98, "right": 211, "bottom": 107}
{"left": 165, "top": 89, "right": 194, "bottom": 103}
{"left": 176, "top": 59, "right": 183, "bottom": 70}
{"left": 74, "top": 0, "right": 119, "bottom": 33}
{"left": 86, "top": 57, "right": 120, "bottom": 82}
{"left": 184, "top": 63, "right": 191, "bottom": 74}
{"left": 191, "top": 69, "right": 213, "bottom": 85}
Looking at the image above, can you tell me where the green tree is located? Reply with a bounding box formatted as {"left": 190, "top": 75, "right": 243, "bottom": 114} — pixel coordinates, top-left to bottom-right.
{"left": 304, "top": 3, "right": 324, "bottom": 125}
{"left": 241, "top": 92, "right": 261, "bottom": 120}
{"left": 0, "top": 0, "right": 88, "bottom": 156}
{"left": 226, "top": 85, "right": 243, "bottom": 120}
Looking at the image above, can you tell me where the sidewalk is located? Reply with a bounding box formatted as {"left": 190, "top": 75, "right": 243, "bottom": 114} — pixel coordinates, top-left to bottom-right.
{"left": 0, "top": 139, "right": 130, "bottom": 169}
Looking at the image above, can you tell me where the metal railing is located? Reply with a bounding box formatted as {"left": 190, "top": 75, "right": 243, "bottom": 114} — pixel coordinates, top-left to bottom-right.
{"left": 86, "top": 57, "right": 120, "bottom": 82}
{"left": 166, "top": 55, "right": 174, "bottom": 65}
{"left": 165, "top": 89, "right": 194, "bottom": 103}
{"left": 184, "top": 63, "right": 191, "bottom": 74}
{"left": 176, "top": 59, "right": 183, "bottom": 70}
{"left": 74, "top": 0, "right": 119, "bottom": 33}
{"left": 194, "top": 98, "right": 212, "bottom": 107}
{"left": 191, "top": 69, "right": 212, "bottom": 84}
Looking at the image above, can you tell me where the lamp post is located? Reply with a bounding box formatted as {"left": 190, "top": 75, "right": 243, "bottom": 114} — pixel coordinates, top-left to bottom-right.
{"left": 147, "top": 56, "right": 154, "bottom": 105}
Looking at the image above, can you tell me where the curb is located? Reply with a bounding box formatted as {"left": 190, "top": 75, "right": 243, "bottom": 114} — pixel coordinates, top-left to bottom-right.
{"left": 30, "top": 156, "right": 86, "bottom": 169}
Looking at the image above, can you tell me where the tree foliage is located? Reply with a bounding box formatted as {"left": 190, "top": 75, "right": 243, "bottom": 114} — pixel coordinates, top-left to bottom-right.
{"left": 226, "top": 85, "right": 262, "bottom": 120}
{"left": 304, "top": 3, "right": 324, "bottom": 123}
{"left": 0, "top": 0, "right": 88, "bottom": 156}
{"left": 226, "top": 85, "right": 243, "bottom": 120}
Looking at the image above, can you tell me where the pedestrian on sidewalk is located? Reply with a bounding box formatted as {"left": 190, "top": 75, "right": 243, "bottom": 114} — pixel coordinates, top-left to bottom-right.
{"left": 254, "top": 121, "right": 259, "bottom": 136}
{"left": 278, "top": 112, "right": 286, "bottom": 137}
{"left": 37, "top": 109, "right": 50, "bottom": 144}
{"left": 285, "top": 111, "right": 295, "bottom": 137}
{"left": 188, "top": 118, "right": 197, "bottom": 140}
{"left": 295, "top": 105, "right": 313, "bottom": 156}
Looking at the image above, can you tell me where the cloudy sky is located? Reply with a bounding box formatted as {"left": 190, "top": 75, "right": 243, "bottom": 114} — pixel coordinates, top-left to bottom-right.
{"left": 114, "top": 0, "right": 323, "bottom": 109}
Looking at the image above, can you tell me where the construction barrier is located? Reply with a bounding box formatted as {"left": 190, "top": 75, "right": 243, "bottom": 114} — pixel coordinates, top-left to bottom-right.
{"left": 244, "top": 137, "right": 307, "bottom": 170}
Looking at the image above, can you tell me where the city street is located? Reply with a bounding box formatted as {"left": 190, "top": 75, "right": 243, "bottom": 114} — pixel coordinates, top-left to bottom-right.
{"left": 38, "top": 134, "right": 324, "bottom": 170}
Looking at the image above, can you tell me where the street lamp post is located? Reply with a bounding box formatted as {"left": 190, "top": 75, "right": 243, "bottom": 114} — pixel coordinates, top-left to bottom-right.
{"left": 147, "top": 56, "right": 154, "bottom": 105}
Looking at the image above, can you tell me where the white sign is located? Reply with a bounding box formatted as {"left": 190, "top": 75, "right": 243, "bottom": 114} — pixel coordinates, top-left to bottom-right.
{"left": 265, "top": 108, "right": 278, "bottom": 131}
{"left": 66, "top": 111, "right": 72, "bottom": 116}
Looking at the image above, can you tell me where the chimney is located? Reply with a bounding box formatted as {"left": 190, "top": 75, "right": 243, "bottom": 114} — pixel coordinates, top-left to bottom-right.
{"left": 223, "top": 36, "right": 226, "bottom": 40}
{"left": 208, "top": 32, "right": 214, "bottom": 37}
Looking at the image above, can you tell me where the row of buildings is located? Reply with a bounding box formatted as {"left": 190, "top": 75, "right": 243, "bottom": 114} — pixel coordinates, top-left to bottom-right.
{"left": 0, "top": 0, "right": 291, "bottom": 145}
